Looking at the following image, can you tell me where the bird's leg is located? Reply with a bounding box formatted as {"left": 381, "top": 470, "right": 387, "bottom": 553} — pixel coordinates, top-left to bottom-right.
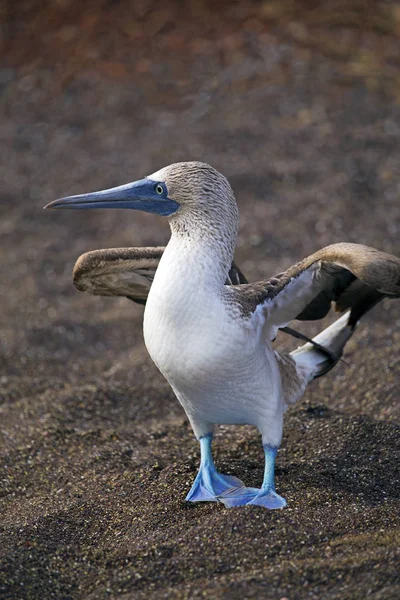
{"left": 218, "top": 444, "right": 286, "bottom": 509}
{"left": 186, "top": 433, "right": 246, "bottom": 502}
{"left": 245, "top": 445, "right": 287, "bottom": 509}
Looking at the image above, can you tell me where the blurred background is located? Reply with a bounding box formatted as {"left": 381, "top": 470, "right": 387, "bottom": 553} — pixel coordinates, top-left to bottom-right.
{"left": 1, "top": 1, "right": 399, "bottom": 598}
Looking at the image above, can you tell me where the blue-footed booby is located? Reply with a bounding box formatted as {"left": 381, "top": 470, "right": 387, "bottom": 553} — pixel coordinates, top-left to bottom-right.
{"left": 46, "top": 162, "right": 400, "bottom": 509}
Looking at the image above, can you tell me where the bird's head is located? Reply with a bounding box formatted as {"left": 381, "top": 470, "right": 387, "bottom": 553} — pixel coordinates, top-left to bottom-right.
{"left": 45, "top": 162, "right": 237, "bottom": 225}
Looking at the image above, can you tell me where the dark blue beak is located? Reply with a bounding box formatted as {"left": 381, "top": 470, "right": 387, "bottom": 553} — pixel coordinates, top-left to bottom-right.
{"left": 44, "top": 178, "right": 179, "bottom": 217}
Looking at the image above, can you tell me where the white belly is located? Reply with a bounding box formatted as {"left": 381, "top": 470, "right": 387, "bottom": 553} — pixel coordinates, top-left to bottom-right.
{"left": 141, "top": 236, "right": 284, "bottom": 445}
{"left": 143, "top": 281, "right": 283, "bottom": 437}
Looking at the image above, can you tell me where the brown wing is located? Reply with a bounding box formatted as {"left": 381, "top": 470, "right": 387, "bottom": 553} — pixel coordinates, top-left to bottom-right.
{"left": 233, "top": 243, "right": 400, "bottom": 337}
{"left": 73, "top": 247, "right": 247, "bottom": 304}
{"left": 73, "top": 247, "right": 164, "bottom": 304}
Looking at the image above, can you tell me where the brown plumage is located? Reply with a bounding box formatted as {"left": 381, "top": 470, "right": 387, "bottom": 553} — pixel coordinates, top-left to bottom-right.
{"left": 231, "top": 242, "right": 400, "bottom": 328}
{"left": 73, "top": 246, "right": 247, "bottom": 304}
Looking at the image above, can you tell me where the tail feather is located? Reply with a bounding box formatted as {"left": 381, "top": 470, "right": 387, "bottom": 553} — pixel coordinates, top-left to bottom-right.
{"left": 290, "top": 311, "right": 355, "bottom": 380}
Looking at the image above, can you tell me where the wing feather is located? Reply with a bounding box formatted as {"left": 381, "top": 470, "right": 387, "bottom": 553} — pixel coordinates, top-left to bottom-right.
{"left": 232, "top": 243, "right": 400, "bottom": 339}
{"left": 73, "top": 247, "right": 164, "bottom": 302}
{"left": 72, "top": 247, "right": 247, "bottom": 303}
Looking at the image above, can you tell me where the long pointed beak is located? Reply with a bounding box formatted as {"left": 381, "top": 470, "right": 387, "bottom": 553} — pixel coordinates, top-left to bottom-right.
{"left": 44, "top": 178, "right": 179, "bottom": 217}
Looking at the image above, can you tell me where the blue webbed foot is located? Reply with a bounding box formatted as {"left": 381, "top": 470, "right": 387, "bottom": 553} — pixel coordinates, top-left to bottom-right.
{"left": 219, "top": 444, "right": 287, "bottom": 509}
{"left": 246, "top": 488, "right": 287, "bottom": 509}
{"left": 186, "top": 468, "right": 245, "bottom": 502}
{"left": 218, "top": 485, "right": 260, "bottom": 507}
{"left": 185, "top": 435, "right": 287, "bottom": 508}
{"left": 186, "top": 433, "right": 245, "bottom": 503}
{"left": 219, "top": 487, "right": 286, "bottom": 509}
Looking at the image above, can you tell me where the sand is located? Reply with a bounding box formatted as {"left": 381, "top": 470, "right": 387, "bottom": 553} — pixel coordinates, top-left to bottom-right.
{"left": 1, "top": 2, "right": 399, "bottom": 598}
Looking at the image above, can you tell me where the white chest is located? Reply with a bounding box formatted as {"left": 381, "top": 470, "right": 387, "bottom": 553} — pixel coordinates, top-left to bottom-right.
{"left": 141, "top": 237, "right": 282, "bottom": 436}
{"left": 143, "top": 259, "right": 238, "bottom": 380}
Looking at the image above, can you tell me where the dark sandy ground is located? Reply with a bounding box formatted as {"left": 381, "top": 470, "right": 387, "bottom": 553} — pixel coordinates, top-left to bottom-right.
{"left": 1, "top": 2, "right": 399, "bottom": 598}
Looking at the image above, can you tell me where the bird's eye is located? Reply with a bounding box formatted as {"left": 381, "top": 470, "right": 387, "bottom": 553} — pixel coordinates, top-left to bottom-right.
{"left": 155, "top": 184, "right": 164, "bottom": 195}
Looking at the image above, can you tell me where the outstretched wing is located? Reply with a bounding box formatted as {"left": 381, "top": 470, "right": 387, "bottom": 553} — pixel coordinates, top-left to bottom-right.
{"left": 73, "top": 247, "right": 164, "bottom": 304}
{"left": 233, "top": 243, "right": 400, "bottom": 340}
{"left": 73, "top": 246, "right": 247, "bottom": 304}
